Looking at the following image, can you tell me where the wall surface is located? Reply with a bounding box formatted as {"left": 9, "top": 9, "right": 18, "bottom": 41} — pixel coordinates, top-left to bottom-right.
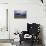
{"left": 0, "top": 0, "right": 8, "bottom": 3}
{"left": 8, "top": 0, "right": 46, "bottom": 45}
{"left": 9, "top": 0, "right": 44, "bottom": 37}
{"left": 0, "top": 0, "right": 46, "bottom": 46}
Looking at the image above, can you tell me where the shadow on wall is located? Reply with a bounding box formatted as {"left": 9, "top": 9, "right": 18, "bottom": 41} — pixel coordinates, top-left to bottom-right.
{"left": 40, "top": 25, "right": 45, "bottom": 46}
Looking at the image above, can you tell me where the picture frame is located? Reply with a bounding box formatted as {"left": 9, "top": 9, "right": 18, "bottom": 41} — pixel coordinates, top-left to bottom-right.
{"left": 14, "top": 10, "right": 27, "bottom": 18}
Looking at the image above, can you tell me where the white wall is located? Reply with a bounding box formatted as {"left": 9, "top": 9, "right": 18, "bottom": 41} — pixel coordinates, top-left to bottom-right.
{"left": 0, "top": 0, "right": 46, "bottom": 46}
{"left": 0, "top": 0, "right": 8, "bottom": 3}
{"left": 8, "top": 0, "right": 46, "bottom": 46}
{"left": 8, "top": 1, "right": 45, "bottom": 45}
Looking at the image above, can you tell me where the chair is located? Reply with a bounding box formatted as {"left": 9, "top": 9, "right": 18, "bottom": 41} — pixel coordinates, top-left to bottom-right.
{"left": 19, "top": 23, "right": 40, "bottom": 46}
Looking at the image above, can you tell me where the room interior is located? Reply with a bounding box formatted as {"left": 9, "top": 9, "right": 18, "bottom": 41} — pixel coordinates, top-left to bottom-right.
{"left": 0, "top": 0, "right": 46, "bottom": 46}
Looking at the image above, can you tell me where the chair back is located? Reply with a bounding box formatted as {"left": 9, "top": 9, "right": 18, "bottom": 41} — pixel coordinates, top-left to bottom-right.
{"left": 27, "top": 23, "right": 40, "bottom": 36}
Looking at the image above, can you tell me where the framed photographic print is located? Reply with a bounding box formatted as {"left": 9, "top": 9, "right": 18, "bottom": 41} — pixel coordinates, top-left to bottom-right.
{"left": 14, "top": 10, "right": 27, "bottom": 18}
